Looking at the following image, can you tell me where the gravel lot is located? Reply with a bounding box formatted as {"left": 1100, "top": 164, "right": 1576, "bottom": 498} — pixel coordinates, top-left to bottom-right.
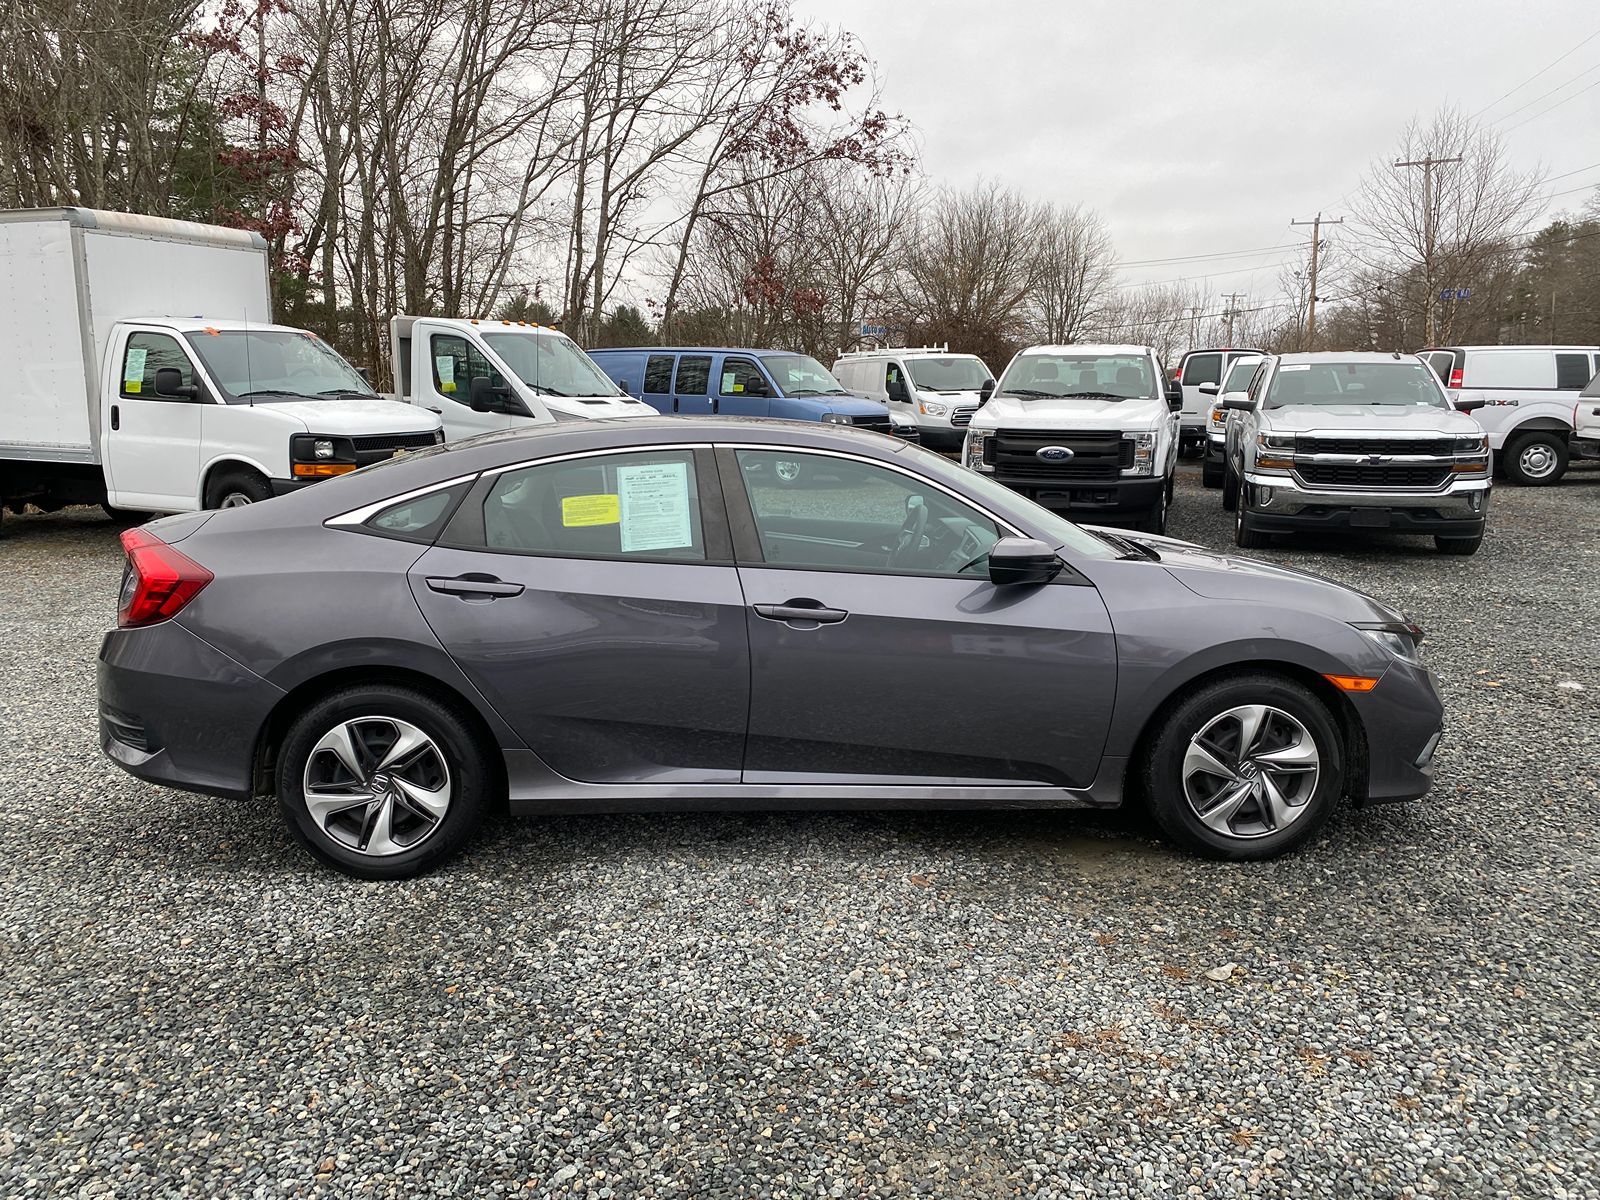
{"left": 2, "top": 464, "right": 1597, "bottom": 1199}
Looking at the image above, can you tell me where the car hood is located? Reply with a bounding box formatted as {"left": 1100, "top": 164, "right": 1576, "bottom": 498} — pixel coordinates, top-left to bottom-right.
{"left": 1260, "top": 404, "right": 1480, "bottom": 435}
{"left": 544, "top": 394, "right": 655, "bottom": 419}
{"left": 971, "top": 394, "right": 1167, "bottom": 430}
{"left": 820, "top": 394, "right": 889, "bottom": 417}
{"left": 241, "top": 396, "right": 444, "bottom": 436}
{"left": 1086, "top": 526, "right": 1405, "bottom": 624}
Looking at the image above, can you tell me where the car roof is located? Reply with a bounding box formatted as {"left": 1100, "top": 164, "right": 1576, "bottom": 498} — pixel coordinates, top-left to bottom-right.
{"left": 1273, "top": 352, "right": 1430, "bottom": 365}
{"left": 1015, "top": 343, "right": 1156, "bottom": 356}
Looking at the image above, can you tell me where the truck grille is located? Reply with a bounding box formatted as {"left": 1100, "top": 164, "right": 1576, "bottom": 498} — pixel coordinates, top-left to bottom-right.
{"left": 350, "top": 431, "right": 443, "bottom": 465}
{"left": 991, "top": 429, "right": 1131, "bottom": 483}
{"left": 1296, "top": 463, "right": 1452, "bottom": 489}
{"left": 950, "top": 406, "right": 978, "bottom": 428}
{"left": 1298, "top": 436, "right": 1455, "bottom": 457}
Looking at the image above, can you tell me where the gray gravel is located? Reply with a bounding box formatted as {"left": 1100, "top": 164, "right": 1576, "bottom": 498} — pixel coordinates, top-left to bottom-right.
{"left": 1, "top": 464, "right": 1597, "bottom": 1198}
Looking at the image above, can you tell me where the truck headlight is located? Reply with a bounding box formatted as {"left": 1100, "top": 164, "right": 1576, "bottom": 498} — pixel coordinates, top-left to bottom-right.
{"left": 1454, "top": 434, "right": 1488, "bottom": 453}
{"left": 964, "top": 429, "right": 994, "bottom": 472}
{"left": 313, "top": 439, "right": 335, "bottom": 460}
{"left": 820, "top": 412, "right": 852, "bottom": 425}
{"left": 1121, "top": 431, "right": 1156, "bottom": 476}
{"left": 1258, "top": 433, "right": 1296, "bottom": 452}
{"left": 290, "top": 433, "right": 357, "bottom": 477}
{"left": 919, "top": 400, "right": 948, "bottom": 417}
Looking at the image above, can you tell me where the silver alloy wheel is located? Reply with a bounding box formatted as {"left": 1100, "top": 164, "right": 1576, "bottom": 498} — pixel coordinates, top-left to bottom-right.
{"left": 302, "top": 716, "right": 452, "bottom": 856}
{"left": 774, "top": 459, "right": 801, "bottom": 483}
{"left": 219, "top": 492, "right": 255, "bottom": 507}
{"left": 1182, "top": 703, "right": 1320, "bottom": 839}
{"left": 1516, "top": 441, "right": 1557, "bottom": 479}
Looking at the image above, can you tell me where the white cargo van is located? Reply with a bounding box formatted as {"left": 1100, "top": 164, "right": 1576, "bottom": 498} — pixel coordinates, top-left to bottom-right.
{"left": 389, "top": 315, "right": 653, "bottom": 441}
{"left": 0, "top": 208, "right": 442, "bottom": 524}
{"left": 831, "top": 346, "right": 994, "bottom": 451}
{"left": 1420, "top": 344, "right": 1600, "bottom": 484}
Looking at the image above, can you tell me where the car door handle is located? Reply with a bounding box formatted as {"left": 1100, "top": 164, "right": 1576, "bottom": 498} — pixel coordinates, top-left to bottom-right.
{"left": 426, "top": 574, "right": 524, "bottom": 599}
{"left": 752, "top": 600, "right": 848, "bottom": 626}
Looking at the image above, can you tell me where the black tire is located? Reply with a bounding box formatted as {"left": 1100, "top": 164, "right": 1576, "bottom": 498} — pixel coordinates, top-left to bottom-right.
{"left": 1233, "top": 496, "right": 1271, "bottom": 549}
{"left": 1136, "top": 486, "right": 1168, "bottom": 535}
{"left": 1143, "top": 673, "right": 1344, "bottom": 860}
{"left": 1164, "top": 471, "right": 1175, "bottom": 504}
{"left": 1222, "top": 460, "right": 1239, "bottom": 512}
{"left": 206, "top": 468, "right": 272, "bottom": 509}
{"left": 101, "top": 503, "right": 152, "bottom": 526}
{"left": 1434, "top": 532, "right": 1483, "bottom": 555}
{"left": 276, "top": 684, "right": 493, "bottom": 879}
{"left": 1502, "top": 431, "right": 1567, "bottom": 486}
{"left": 1202, "top": 456, "right": 1223, "bottom": 488}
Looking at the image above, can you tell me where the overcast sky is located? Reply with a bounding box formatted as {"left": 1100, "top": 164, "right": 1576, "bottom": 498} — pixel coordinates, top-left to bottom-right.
{"left": 799, "top": 0, "right": 1600, "bottom": 299}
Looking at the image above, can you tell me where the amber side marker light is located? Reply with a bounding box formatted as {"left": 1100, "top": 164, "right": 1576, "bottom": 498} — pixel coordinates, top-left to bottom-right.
{"left": 1324, "top": 673, "right": 1380, "bottom": 693}
{"left": 292, "top": 462, "right": 358, "bottom": 478}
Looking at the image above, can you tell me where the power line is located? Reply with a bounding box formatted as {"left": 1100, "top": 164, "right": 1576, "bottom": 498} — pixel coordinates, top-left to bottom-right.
{"left": 1503, "top": 76, "right": 1600, "bottom": 132}
{"left": 1471, "top": 27, "right": 1600, "bottom": 117}
{"left": 1487, "top": 60, "right": 1600, "bottom": 124}
{"left": 1548, "top": 160, "right": 1600, "bottom": 182}
{"left": 1115, "top": 243, "right": 1293, "bottom": 268}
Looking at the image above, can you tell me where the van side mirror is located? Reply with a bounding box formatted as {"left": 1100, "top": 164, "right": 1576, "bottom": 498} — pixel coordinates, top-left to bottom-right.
{"left": 1453, "top": 398, "right": 1485, "bottom": 413}
{"left": 153, "top": 367, "right": 199, "bottom": 400}
{"left": 885, "top": 375, "right": 908, "bottom": 402}
{"left": 988, "top": 537, "right": 1063, "bottom": 587}
{"left": 469, "top": 375, "right": 508, "bottom": 413}
{"left": 980, "top": 378, "right": 996, "bottom": 401}
{"left": 356, "top": 365, "right": 372, "bottom": 385}
{"left": 618, "top": 378, "right": 630, "bottom": 393}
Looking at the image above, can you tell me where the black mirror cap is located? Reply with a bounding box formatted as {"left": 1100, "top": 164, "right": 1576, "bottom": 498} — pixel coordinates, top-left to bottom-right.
{"left": 1197, "top": 382, "right": 1219, "bottom": 396}
{"left": 988, "top": 537, "right": 1063, "bottom": 587}
{"left": 1221, "top": 395, "right": 1254, "bottom": 412}
{"left": 1454, "top": 398, "right": 1486, "bottom": 413}
{"left": 1166, "top": 395, "right": 1183, "bottom": 412}
{"left": 979, "top": 378, "right": 996, "bottom": 399}
{"left": 152, "top": 367, "right": 198, "bottom": 400}
{"left": 468, "top": 375, "right": 504, "bottom": 412}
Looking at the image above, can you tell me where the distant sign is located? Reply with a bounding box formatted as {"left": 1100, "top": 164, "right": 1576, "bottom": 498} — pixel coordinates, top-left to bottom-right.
{"left": 1440, "top": 287, "right": 1471, "bottom": 301}
{"left": 860, "top": 323, "right": 888, "bottom": 338}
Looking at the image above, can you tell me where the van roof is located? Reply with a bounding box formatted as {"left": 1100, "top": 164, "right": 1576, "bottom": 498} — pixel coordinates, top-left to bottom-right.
{"left": 1421, "top": 344, "right": 1600, "bottom": 353}
{"left": 591, "top": 346, "right": 803, "bottom": 357}
{"left": 834, "top": 346, "right": 971, "bottom": 360}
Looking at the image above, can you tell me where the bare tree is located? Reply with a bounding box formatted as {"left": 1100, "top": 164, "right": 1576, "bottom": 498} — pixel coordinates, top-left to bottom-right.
{"left": 1029, "top": 202, "right": 1116, "bottom": 343}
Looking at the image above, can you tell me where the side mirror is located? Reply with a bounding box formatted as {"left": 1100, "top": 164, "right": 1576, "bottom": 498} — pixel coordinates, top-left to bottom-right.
{"left": 1221, "top": 395, "right": 1255, "bottom": 412}
{"left": 988, "top": 537, "right": 1063, "bottom": 587}
{"left": 979, "top": 379, "right": 996, "bottom": 401}
{"left": 1453, "top": 398, "right": 1485, "bottom": 413}
{"left": 618, "top": 378, "right": 630, "bottom": 393}
{"left": 885, "top": 376, "right": 908, "bottom": 402}
{"left": 1164, "top": 379, "right": 1183, "bottom": 409}
{"left": 152, "top": 367, "right": 199, "bottom": 400}
{"left": 356, "top": 365, "right": 372, "bottom": 385}
{"left": 468, "top": 375, "right": 507, "bottom": 413}
{"left": 1198, "top": 382, "right": 1219, "bottom": 396}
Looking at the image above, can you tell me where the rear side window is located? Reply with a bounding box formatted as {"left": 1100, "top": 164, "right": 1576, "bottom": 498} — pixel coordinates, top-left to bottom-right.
{"left": 1182, "top": 353, "right": 1222, "bottom": 386}
{"left": 1555, "top": 353, "right": 1592, "bottom": 390}
{"left": 483, "top": 449, "right": 705, "bottom": 560}
{"left": 1466, "top": 350, "right": 1554, "bottom": 390}
{"left": 643, "top": 355, "right": 675, "bottom": 394}
{"left": 367, "top": 481, "right": 472, "bottom": 542}
{"left": 674, "top": 355, "right": 711, "bottom": 395}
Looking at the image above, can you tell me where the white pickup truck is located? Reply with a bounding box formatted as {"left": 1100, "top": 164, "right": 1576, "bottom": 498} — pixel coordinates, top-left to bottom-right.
{"left": 389, "top": 315, "right": 653, "bottom": 440}
{"left": 0, "top": 207, "right": 442, "bottom": 525}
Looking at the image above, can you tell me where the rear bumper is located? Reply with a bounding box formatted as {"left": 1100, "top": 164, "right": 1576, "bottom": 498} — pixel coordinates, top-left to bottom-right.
{"left": 990, "top": 473, "right": 1165, "bottom": 515}
{"left": 1351, "top": 660, "right": 1445, "bottom": 804}
{"left": 1572, "top": 436, "right": 1600, "bottom": 460}
{"left": 1242, "top": 474, "right": 1489, "bottom": 533}
{"left": 98, "top": 620, "right": 282, "bottom": 801}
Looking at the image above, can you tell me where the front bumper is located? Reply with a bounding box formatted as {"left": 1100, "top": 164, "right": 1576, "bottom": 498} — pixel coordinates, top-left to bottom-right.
{"left": 1204, "top": 433, "right": 1225, "bottom": 463}
{"left": 1241, "top": 473, "right": 1489, "bottom": 533}
{"left": 919, "top": 424, "right": 967, "bottom": 452}
{"left": 1350, "top": 658, "right": 1445, "bottom": 804}
{"left": 99, "top": 620, "right": 283, "bottom": 801}
{"left": 989, "top": 472, "right": 1165, "bottom": 516}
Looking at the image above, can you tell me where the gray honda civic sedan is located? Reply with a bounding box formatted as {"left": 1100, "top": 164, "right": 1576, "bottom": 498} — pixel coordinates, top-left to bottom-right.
{"left": 99, "top": 418, "right": 1444, "bottom": 878}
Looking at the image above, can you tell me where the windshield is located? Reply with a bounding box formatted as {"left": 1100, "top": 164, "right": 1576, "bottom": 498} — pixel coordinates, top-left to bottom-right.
{"left": 997, "top": 353, "right": 1155, "bottom": 400}
{"left": 188, "top": 330, "right": 375, "bottom": 402}
{"left": 1222, "top": 359, "right": 1259, "bottom": 393}
{"left": 1266, "top": 361, "right": 1448, "bottom": 409}
{"left": 762, "top": 354, "right": 847, "bottom": 396}
{"left": 907, "top": 356, "right": 992, "bottom": 392}
{"left": 481, "top": 331, "right": 619, "bottom": 397}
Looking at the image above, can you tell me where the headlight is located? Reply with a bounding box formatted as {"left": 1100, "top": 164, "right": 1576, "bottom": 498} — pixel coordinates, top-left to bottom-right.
{"left": 1352, "top": 621, "right": 1425, "bottom": 664}
{"left": 1454, "top": 434, "right": 1489, "bottom": 453}
{"left": 820, "top": 412, "right": 852, "bottom": 425}
{"left": 1121, "top": 431, "right": 1156, "bottom": 476}
{"left": 964, "top": 429, "right": 994, "bottom": 472}
{"left": 1257, "top": 433, "right": 1296, "bottom": 452}
{"left": 313, "top": 439, "right": 335, "bottom": 460}
{"left": 919, "top": 400, "right": 948, "bottom": 417}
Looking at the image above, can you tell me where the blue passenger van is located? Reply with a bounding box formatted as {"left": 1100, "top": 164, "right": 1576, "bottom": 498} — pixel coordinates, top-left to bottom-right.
{"left": 588, "top": 346, "right": 908, "bottom": 437}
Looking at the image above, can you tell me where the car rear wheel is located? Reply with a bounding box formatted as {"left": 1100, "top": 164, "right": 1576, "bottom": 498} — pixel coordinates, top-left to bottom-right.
{"left": 277, "top": 684, "right": 491, "bottom": 879}
{"left": 1503, "top": 432, "right": 1567, "bottom": 486}
{"left": 1434, "top": 532, "right": 1483, "bottom": 555}
{"left": 206, "top": 468, "right": 272, "bottom": 509}
{"left": 1144, "top": 674, "right": 1344, "bottom": 860}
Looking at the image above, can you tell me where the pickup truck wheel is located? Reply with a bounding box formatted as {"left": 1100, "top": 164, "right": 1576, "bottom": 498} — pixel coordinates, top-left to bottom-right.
{"left": 1434, "top": 532, "right": 1483, "bottom": 555}
{"left": 1221, "top": 461, "right": 1239, "bottom": 511}
{"left": 1144, "top": 673, "right": 1343, "bottom": 860}
{"left": 1504, "top": 432, "right": 1567, "bottom": 485}
{"left": 206, "top": 468, "right": 272, "bottom": 509}
{"left": 1233, "top": 498, "right": 1271, "bottom": 549}
{"left": 1135, "top": 487, "right": 1168, "bottom": 535}
{"left": 1202, "top": 457, "right": 1223, "bottom": 488}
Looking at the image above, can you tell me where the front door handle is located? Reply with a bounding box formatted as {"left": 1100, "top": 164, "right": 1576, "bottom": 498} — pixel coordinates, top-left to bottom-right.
{"left": 111, "top": 404, "right": 120, "bottom": 430}
{"left": 426, "top": 574, "right": 524, "bottom": 599}
{"left": 752, "top": 599, "right": 848, "bottom": 627}
{"left": 427, "top": 405, "right": 443, "bottom": 414}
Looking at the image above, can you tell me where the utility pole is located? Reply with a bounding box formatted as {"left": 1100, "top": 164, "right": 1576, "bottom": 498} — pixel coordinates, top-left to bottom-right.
{"left": 1220, "top": 292, "right": 1246, "bottom": 345}
{"left": 1392, "top": 155, "right": 1462, "bottom": 343}
{"left": 1184, "top": 307, "right": 1202, "bottom": 351}
{"left": 1290, "top": 212, "right": 1343, "bottom": 349}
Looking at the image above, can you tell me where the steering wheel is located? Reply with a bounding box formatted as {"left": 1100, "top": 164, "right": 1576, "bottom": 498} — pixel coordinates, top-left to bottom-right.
{"left": 889, "top": 499, "right": 930, "bottom": 568}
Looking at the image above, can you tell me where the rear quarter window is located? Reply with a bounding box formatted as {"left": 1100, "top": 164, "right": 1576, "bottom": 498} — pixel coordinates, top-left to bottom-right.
{"left": 1182, "top": 354, "right": 1222, "bottom": 386}
{"left": 1466, "top": 351, "right": 1555, "bottom": 390}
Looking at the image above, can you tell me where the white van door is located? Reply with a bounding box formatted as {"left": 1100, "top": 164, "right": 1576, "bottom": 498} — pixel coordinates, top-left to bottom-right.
{"left": 414, "top": 321, "right": 515, "bottom": 441}
{"left": 102, "top": 328, "right": 205, "bottom": 511}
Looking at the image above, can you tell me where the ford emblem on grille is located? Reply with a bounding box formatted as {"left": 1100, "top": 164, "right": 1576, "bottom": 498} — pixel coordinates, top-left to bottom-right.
{"left": 1036, "top": 445, "right": 1075, "bottom": 462}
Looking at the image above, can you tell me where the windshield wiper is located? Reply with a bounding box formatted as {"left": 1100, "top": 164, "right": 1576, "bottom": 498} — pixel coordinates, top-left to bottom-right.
{"left": 1059, "top": 391, "right": 1126, "bottom": 401}
{"left": 530, "top": 385, "right": 574, "bottom": 397}
{"left": 1088, "top": 527, "right": 1160, "bottom": 561}
{"left": 1001, "top": 388, "right": 1063, "bottom": 399}
{"left": 317, "top": 388, "right": 376, "bottom": 399}
{"left": 233, "top": 389, "right": 318, "bottom": 401}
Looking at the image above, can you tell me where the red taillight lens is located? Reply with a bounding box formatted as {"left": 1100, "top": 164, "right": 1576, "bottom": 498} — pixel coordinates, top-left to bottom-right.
{"left": 117, "top": 528, "right": 213, "bottom": 628}
{"left": 1448, "top": 367, "right": 1463, "bottom": 389}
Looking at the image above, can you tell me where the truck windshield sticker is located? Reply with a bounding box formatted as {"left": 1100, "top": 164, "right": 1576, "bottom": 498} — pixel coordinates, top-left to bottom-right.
{"left": 561, "top": 493, "right": 620, "bottom": 527}
{"left": 435, "top": 355, "right": 456, "bottom": 393}
{"left": 1278, "top": 364, "right": 1311, "bottom": 372}
{"left": 617, "top": 461, "right": 693, "bottom": 552}
{"left": 721, "top": 371, "right": 743, "bottom": 393}
{"left": 123, "top": 348, "right": 147, "bottom": 392}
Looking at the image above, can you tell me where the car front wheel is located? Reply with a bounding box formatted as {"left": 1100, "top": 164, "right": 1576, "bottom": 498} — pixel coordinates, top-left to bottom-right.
{"left": 1144, "top": 674, "right": 1344, "bottom": 860}
{"left": 1233, "top": 493, "right": 1271, "bottom": 549}
{"left": 277, "top": 684, "right": 492, "bottom": 878}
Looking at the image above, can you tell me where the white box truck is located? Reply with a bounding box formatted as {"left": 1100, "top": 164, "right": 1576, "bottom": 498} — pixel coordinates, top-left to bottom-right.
{"left": 0, "top": 207, "right": 443, "bottom": 526}
{"left": 389, "top": 314, "right": 653, "bottom": 441}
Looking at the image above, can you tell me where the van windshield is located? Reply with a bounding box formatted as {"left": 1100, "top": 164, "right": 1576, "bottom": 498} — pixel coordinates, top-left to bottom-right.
{"left": 907, "top": 356, "right": 991, "bottom": 392}
{"left": 998, "top": 354, "right": 1155, "bottom": 401}
{"left": 763, "top": 354, "right": 848, "bottom": 396}
{"left": 188, "top": 330, "right": 375, "bottom": 402}
{"left": 481, "top": 332, "right": 620, "bottom": 397}
{"left": 1266, "top": 362, "right": 1448, "bottom": 409}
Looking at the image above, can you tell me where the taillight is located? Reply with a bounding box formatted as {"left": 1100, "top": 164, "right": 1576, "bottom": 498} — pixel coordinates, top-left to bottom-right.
{"left": 1448, "top": 367, "right": 1463, "bottom": 389}
{"left": 117, "top": 528, "right": 213, "bottom": 628}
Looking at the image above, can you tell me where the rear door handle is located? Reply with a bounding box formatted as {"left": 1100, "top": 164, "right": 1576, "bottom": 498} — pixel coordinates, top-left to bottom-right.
{"left": 753, "top": 600, "right": 848, "bottom": 626}
{"left": 111, "top": 404, "right": 120, "bottom": 430}
{"left": 426, "top": 574, "right": 524, "bottom": 599}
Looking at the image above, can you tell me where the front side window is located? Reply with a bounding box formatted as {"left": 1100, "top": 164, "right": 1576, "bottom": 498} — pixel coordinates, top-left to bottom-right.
{"left": 484, "top": 449, "right": 704, "bottom": 560}
{"left": 643, "top": 354, "right": 675, "bottom": 394}
{"left": 998, "top": 353, "right": 1156, "bottom": 400}
{"left": 719, "top": 357, "right": 772, "bottom": 397}
{"left": 1266, "top": 361, "right": 1447, "bottom": 409}
{"left": 907, "top": 356, "right": 992, "bottom": 392}
{"left": 761, "top": 354, "right": 845, "bottom": 397}
{"left": 480, "top": 331, "right": 619, "bottom": 398}
{"left": 675, "top": 355, "right": 712, "bottom": 395}
{"left": 735, "top": 449, "right": 1001, "bottom": 576}
{"left": 430, "top": 334, "right": 504, "bottom": 403}
{"left": 1181, "top": 353, "right": 1223, "bottom": 386}
{"left": 121, "top": 333, "right": 196, "bottom": 399}
{"left": 186, "top": 330, "right": 373, "bottom": 402}
{"left": 1221, "top": 359, "right": 1259, "bottom": 393}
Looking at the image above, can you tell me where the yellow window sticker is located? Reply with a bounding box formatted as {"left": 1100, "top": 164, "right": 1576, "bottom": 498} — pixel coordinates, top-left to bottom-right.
{"left": 436, "top": 355, "right": 456, "bottom": 393}
{"left": 123, "top": 347, "right": 147, "bottom": 393}
{"left": 561, "top": 493, "right": 621, "bottom": 527}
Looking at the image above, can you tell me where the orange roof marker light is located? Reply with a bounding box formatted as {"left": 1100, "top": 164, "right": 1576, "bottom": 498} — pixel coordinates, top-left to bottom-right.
{"left": 1324, "top": 673, "right": 1381, "bottom": 693}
